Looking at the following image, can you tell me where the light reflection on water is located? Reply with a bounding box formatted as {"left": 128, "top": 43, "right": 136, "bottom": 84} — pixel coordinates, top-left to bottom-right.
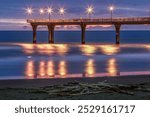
{"left": 25, "top": 58, "right": 118, "bottom": 79}
{"left": 21, "top": 44, "right": 69, "bottom": 55}
{"left": 80, "top": 45, "right": 96, "bottom": 56}
{"left": 107, "top": 58, "right": 118, "bottom": 76}
{"left": 25, "top": 60, "right": 35, "bottom": 79}
{"left": 2, "top": 43, "right": 150, "bottom": 79}
{"left": 47, "top": 61, "right": 55, "bottom": 77}
{"left": 21, "top": 44, "right": 120, "bottom": 78}
{"left": 85, "top": 59, "right": 96, "bottom": 77}
{"left": 39, "top": 61, "right": 46, "bottom": 78}
{"left": 58, "top": 60, "right": 68, "bottom": 77}
{"left": 20, "top": 44, "right": 121, "bottom": 56}
{"left": 100, "top": 45, "right": 120, "bottom": 55}
{"left": 25, "top": 60, "right": 69, "bottom": 79}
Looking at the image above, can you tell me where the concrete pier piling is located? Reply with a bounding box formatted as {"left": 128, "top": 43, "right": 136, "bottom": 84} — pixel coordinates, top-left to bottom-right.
{"left": 48, "top": 25, "right": 55, "bottom": 44}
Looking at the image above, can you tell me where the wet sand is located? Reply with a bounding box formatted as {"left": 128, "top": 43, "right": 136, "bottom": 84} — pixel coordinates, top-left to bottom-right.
{"left": 0, "top": 75, "right": 150, "bottom": 100}
{"left": 0, "top": 75, "right": 150, "bottom": 88}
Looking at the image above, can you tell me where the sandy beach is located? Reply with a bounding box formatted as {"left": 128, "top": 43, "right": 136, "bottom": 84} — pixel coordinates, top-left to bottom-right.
{"left": 0, "top": 75, "right": 150, "bottom": 100}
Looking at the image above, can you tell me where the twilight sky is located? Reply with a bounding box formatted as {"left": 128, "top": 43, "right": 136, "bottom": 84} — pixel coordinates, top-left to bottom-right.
{"left": 0, "top": 0, "right": 150, "bottom": 30}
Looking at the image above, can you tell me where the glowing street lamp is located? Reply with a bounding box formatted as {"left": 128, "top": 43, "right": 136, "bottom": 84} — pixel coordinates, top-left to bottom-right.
{"left": 149, "top": 8, "right": 150, "bottom": 18}
{"left": 39, "top": 8, "right": 45, "bottom": 19}
{"left": 59, "top": 8, "right": 65, "bottom": 15}
{"left": 109, "top": 6, "right": 114, "bottom": 21}
{"left": 47, "top": 7, "right": 53, "bottom": 20}
{"left": 39, "top": 8, "right": 44, "bottom": 15}
{"left": 26, "top": 8, "right": 33, "bottom": 15}
{"left": 59, "top": 7, "right": 65, "bottom": 19}
{"left": 86, "top": 6, "right": 94, "bottom": 19}
{"left": 26, "top": 7, "right": 33, "bottom": 19}
{"left": 27, "top": 8, "right": 33, "bottom": 15}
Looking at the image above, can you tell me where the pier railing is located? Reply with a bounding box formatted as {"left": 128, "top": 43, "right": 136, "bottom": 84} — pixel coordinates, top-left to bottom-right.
{"left": 27, "top": 17, "right": 150, "bottom": 23}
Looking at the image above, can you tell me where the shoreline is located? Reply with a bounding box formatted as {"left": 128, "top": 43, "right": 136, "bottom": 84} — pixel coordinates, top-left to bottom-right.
{"left": 0, "top": 74, "right": 150, "bottom": 88}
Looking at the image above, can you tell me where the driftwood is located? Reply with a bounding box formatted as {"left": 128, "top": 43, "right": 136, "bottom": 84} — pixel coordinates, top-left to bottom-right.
{"left": 28, "top": 82, "right": 150, "bottom": 97}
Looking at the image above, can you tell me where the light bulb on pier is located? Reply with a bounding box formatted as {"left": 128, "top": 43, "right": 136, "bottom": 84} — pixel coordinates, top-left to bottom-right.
{"left": 87, "top": 6, "right": 94, "bottom": 14}
{"left": 86, "top": 6, "right": 94, "bottom": 19}
{"left": 109, "top": 5, "right": 115, "bottom": 20}
{"left": 59, "top": 7, "right": 65, "bottom": 15}
{"left": 47, "top": 7, "right": 53, "bottom": 14}
{"left": 109, "top": 6, "right": 114, "bottom": 11}
{"left": 26, "top": 7, "right": 33, "bottom": 15}
{"left": 47, "top": 7, "right": 53, "bottom": 20}
{"left": 39, "top": 8, "right": 44, "bottom": 15}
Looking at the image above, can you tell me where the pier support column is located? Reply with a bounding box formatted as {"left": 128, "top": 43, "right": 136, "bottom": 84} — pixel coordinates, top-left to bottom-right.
{"left": 81, "top": 24, "right": 86, "bottom": 44}
{"left": 31, "top": 25, "right": 37, "bottom": 44}
{"left": 48, "top": 25, "right": 55, "bottom": 44}
{"left": 115, "top": 24, "right": 121, "bottom": 44}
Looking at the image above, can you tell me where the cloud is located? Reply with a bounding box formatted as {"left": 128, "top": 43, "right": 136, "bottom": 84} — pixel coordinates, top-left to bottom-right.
{"left": 0, "top": 19, "right": 27, "bottom": 24}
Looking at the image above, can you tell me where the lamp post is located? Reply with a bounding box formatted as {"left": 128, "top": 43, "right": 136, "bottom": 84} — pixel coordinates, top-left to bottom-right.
{"left": 47, "top": 7, "right": 53, "bottom": 20}
{"left": 39, "top": 8, "right": 44, "bottom": 19}
{"left": 26, "top": 7, "right": 33, "bottom": 19}
{"left": 109, "top": 6, "right": 114, "bottom": 21}
{"left": 59, "top": 8, "right": 65, "bottom": 19}
{"left": 86, "top": 6, "right": 94, "bottom": 19}
{"left": 149, "top": 8, "right": 150, "bottom": 18}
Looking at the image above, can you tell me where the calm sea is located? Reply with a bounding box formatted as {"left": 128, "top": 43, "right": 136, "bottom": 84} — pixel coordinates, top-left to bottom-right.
{"left": 0, "top": 30, "right": 150, "bottom": 80}
{"left": 0, "top": 30, "right": 150, "bottom": 43}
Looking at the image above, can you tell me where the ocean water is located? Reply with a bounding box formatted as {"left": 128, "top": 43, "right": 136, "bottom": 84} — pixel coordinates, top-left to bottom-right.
{"left": 0, "top": 31, "right": 150, "bottom": 80}
{"left": 0, "top": 31, "right": 150, "bottom": 43}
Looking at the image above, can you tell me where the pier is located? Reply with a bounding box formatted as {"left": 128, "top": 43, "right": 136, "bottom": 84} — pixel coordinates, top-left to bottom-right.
{"left": 27, "top": 17, "right": 150, "bottom": 44}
